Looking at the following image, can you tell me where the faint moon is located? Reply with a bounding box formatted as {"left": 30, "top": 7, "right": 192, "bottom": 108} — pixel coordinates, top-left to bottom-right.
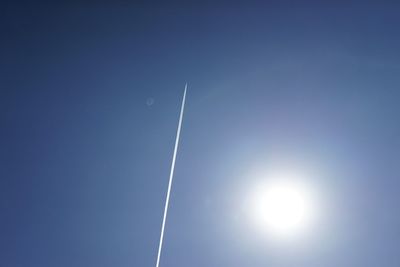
{"left": 146, "top": 97, "right": 154, "bottom": 106}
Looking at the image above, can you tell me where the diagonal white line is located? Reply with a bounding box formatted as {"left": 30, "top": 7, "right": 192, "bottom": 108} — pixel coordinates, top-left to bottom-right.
{"left": 155, "top": 84, "right": 187, "bottom": 267}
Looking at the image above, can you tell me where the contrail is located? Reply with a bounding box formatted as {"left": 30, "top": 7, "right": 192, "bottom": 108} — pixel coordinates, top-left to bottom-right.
{"left": 155, "top": 84, "right": 187, "bottom": 267}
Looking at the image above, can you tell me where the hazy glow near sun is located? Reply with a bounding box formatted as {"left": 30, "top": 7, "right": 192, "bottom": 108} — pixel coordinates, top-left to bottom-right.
{"left": 248, "top": 171, "right": 316, "bottom": 239}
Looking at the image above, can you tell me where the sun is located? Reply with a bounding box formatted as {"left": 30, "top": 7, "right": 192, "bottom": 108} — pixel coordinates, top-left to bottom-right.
{"left": 248, "top": 172, "right": 316, "bottom": 239}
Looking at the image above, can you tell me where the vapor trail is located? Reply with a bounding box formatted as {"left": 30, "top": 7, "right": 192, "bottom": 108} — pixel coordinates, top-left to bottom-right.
{"left": 155, "top": 84, "right": 187, "bottom": 267}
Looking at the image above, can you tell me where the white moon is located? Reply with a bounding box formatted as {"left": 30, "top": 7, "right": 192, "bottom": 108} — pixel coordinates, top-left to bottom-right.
{"left": 247, "top": 172, "right": 317, "bottom": 239}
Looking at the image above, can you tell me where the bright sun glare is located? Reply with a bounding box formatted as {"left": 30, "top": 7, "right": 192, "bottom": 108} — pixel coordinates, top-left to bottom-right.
{"left": 248, "top": 171, "right": 316, "bottom": 239}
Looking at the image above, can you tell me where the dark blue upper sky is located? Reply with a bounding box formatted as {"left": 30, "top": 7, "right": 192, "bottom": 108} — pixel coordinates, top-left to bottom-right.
{"left": 1, "top": 1, "right": 400, "bottom": 267}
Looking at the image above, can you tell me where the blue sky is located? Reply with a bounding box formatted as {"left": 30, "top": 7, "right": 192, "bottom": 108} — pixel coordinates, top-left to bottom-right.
{"left": 1, "top": 2, "right": 400, "bottom": 267}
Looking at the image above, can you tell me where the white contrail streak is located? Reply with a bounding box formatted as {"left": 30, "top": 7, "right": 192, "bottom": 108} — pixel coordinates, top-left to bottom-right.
{"left": 155, "top": 84, "right": 187, "bottom": 267}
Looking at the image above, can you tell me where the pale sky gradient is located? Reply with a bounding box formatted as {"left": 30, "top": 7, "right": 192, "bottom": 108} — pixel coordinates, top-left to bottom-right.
{"left": 1, "top": 2, "right": 400, "bottom": 267}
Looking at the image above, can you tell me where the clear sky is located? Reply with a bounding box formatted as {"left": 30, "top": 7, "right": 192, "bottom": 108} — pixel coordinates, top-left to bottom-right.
{"left": 1, "top": 1, "right": 400, "bottom": 267}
